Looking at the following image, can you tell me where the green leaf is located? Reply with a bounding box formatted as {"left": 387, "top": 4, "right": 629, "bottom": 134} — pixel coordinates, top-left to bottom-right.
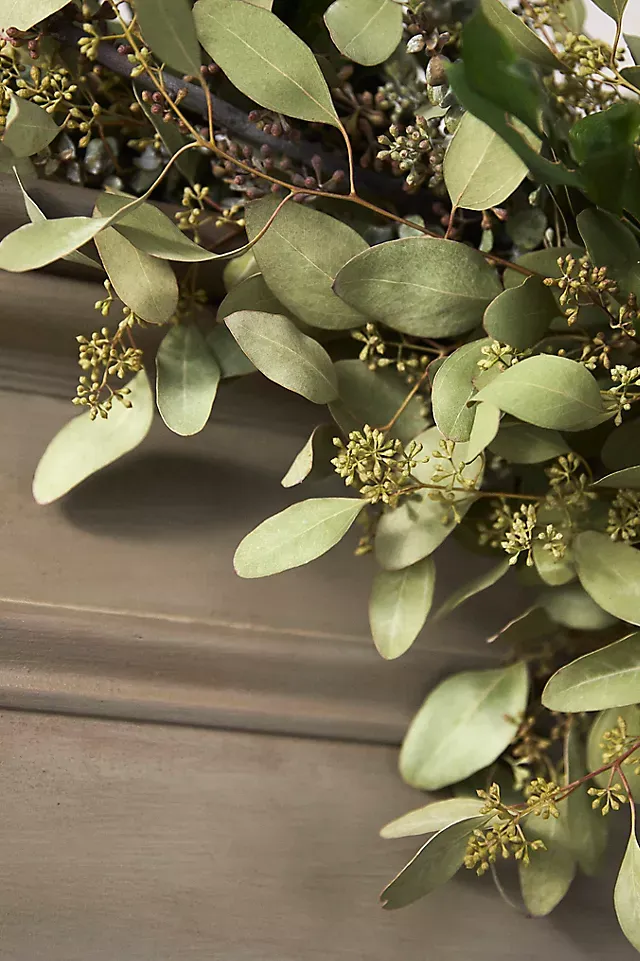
{"left": 400, "top": 662, "right": 529, "bottom": 790}
{"left": 94, "top": 225, "right": 178, "bottom": 325}
{"left": 369, "top": 557, "right": 436, "bottom": 660}
{"left": 475, "top": 355, "right": 606, "bottom": 431}
{"left": 483, "top": 277, "right": 557, "bottom": 350}
{"left": 588, "top": 707, "right": 640, "bottom": 801}
{"left": 281, "top": 424, "right": 336, "bottom": 488}
{"left": 433, "top": 558, "right": 510, "bottom": 621}
{"left": 135, "top": 0, "right": 201, "bottom": 75}
{"left": 431, "top": 341, "right": 487, "bottom": 443}
{"left": 380, "top": 798, "right": 484, "bottom": 839}
{"left": 193, "top": 0, "right": 339, "bottom": 126}
{"left": 570, "top": 103, "right": 640, "bottom": 215}
{"left": 543, "top": 632, "right": 640, "bottom": 712}
{"left": 32, "top": 371, "right": 154, "bottom": 505}
{"left": 380, "top": 816, "right": 489, "bottom": 910}
{"left": 0, "top": 215, "right": 110, "bottom": 272}
{"left": 602, "top": 419, "right": 640, "bottom": 471}
{"left": 207, "top": 325, "right": 256, "bottom": 379}
{"left": 246, "top": 196, "right": 367, "bottom": 330}
{"left": 217, "top": 272, "right": 289, "bottom": 323}
{"left": 615, "top": 829, "right": 640, "bottom": 954}
{"left": 375, "top": 427, "right": 483, "bottom": 571}
{"left": 620, "top": 66, "right": 640, "bottom": 90}
{"left": 519, "top": 807, "right": 575, "bottom": 917}
{"left": 329, "top": 359, "right": 426, "bottom": 445}
{"left": 3, "top": 93, "right": 59, "bottom": 157}
{"left": 533, "top": 540, "right": 575, "bottom": 587}
{"left": 503, "top": 245, "right": 584, "bottom": 290}
{"left": 592, "top": 0, "right": 628, "bottom": 22}
{"left": 577, "top": 208, "right": 640, "bottom": 293}
{"left": 467, "top": 401, "right": 501, "bottom": 462}
{"left": 234, "top": 497, "right": 365, "bottom": 578}
{"left": 15, "top": 172, "right": 98, "bottom": 269}
{"left": 540, "top": 583, "right": 617, "bottom": 632}
{"left": 324, "top": 0, "right": 402, "bottom": 66}
{"left": 489, "top": 421, "right": 571, "bottom": 463}
{"left": 564, "top": 724, "right": 608, "bottom": 876}
{"left": 155, "top": 325, "right": 220, "bottom": 436}
{"left": 574, "top": 530, "right": 640, "bottom": 626}
{"left": 479, "top": 0, "right": 561, "bottom": 70}
{"left": 334, "top": 237, "right": 501, "bottom": 338}
{"left": 592, "top": 466, "right": 640, "bottom": 489}
{"left": 225, "top": 310, "right": 337, "bottom": 403}
{"left": 0, "top": 0, "right": 67, "bottom": 31}
{"left": 626, "top": 34, "right": 640, "bottom": 65}
{"left": 223, "top": 251, "right": 259, "bottom": 291}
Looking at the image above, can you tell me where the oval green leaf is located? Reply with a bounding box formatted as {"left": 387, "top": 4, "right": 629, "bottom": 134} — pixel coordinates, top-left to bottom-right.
{"left": 324, "top": 0, "right": 402, "bottom": 66}
{"left": 540, "top": 583, "right": 617, "bottom": 632}
{"left": 3, "top": 93, "right": 59, "bottom": 157}
{"left": 543, "top": 632, "right": 640, "bottom": 712}
{"left": 155, "top": 325, "right": 221, "bottom": 436}
{"left": 615, "top": 830, "right": 640, "bottom": 953}
{"left": 574, "top": 530, "right": 640, "bottom": 626}
{"left": 369, "top": 556, "right": 436, "bottom": 660}
{"left": 135, "top": 0, "right": 201, "bottom": 75}
{"left": 380, "top": 797, "right": 484, "bottom": 839}
{"left": 281, "top": 424, "right": 336, "bottom": 488}
{"left": 207, "top": 324, "right": 256, "bottom": 379}
{"left": 602, "top": 420, "right": 640, "bottom": 471}
{"left": 467, "top": 402, "right": 501, "bottom": 462}
{"left": 480, "top": 0, "right": 561, "bottom": 69}
{"left": 444, "top": 111, "right": 529, "bottom": 211}
{"left": 217, "top": 272, "right": 288, "bottom": 323}
{"left": 519, "top": 808, "right": 575, "bottom": 917}
{"left": 95, "top": 225, "right": 179, "bottom": 325}
{"left": 432, "top": 340, "right": 487, "bottom": 443}
{"left": 483, "top": 276, "right": 557, "bottom": 350}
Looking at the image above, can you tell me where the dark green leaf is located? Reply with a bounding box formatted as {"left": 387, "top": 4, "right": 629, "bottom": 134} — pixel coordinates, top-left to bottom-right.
{"left": 592, "top": 466, "right": 640, "bottom": 489}
{"left": 574, "top": 530, "right": 640, "bottom": 625}
{"left": 432, "top": 341, "right": 488, "bottom": 443}
{"left": 467, "top": 401, "right": 501, "bottom": 462}
{"left": 503, "top": 246, "right": 584, "bottom": 290}
{"left": 134, "top": 82, "right": 198, "bottom": 183}
{"left": 155, "top": 325, "right": 220, "bottom": 435}
{"left": 620, "top": 66, "right": 640, "bottom": 90}
{"left": 329, "top": 359, "right": 427, "bottom": 445}
{"left": 615, "top": 830, "right": 640, "bottom": 954}
{"left": 95, "top": 224, "right": 179, "bottom": 325}
{"left": 281, "top": 424, "right": 336, "bottom": 488}
{"left": 487, "top": 605, "right": 555, "bottom": 645}
{"left": 489, "top": 421, "right": 571, "bottom": 463}
{"left": 519, "top": 808, "right": 575, "bottom": 916}
{"left": 480, "top": 0, "right": 561, "bottom": 70}
{"left": 540, "top": 583, "right": 617, "bottom": 632}
{"left": 483, "top": 276, "right": 557, "bottom": 350}
{"left": 544, "top": 632, "right": 640, "bottom": 712}
{"left": 234, "top": 497, "right": 365, "bottom": 578}
{"left": 564, "top": 724, "right": 608, "bottom": 876}
{"left": 369, "top": 557, "right": 436, "bottom": 660}
{"left": 433, "top": 557, "right": 510, "bottom": 621}
{"left": 324, "top": 0, "right": 402, "bottom": 66}
{"left": 135, "top": 0, "right": 201, "bottom": 75}
{"left": 207, "top": 324, "right": 256, "bottom": 379}
{"left": 3, "top": 93, "right": 59, "bottom": 157}
{"left": 380, "top": 797, "right": 484, "bottom": 839}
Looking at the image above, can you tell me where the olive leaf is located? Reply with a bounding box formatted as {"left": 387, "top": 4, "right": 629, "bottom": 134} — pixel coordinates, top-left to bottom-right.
{"left": 380, "top": 798, "right": 485, "bottom": 839}
{"left": 32, "top": 370, "right": 154, "bottom": 505}
{"left": 489, "top": 421, "right": 571, "bottom": 463}
{"left": 155, "top": 325, "right": 221, "bottom": 436}
{"left": 281, "top": 425, "right": 336, "bottom": 488}
{"left": 475, "top": 355, "right": 607, "bottom": 431}
{"left": 615, "top": 829, "right": 640, "bottom": 954}
{"left": 217, "top": 273, "right": 288, "bottom": 323}
{"left": 444, "top": 112, "right": 530, "bottom": 211}
{"left": 329, "top": 359, "right": 427, "bottom": 445}
{"left": 564, "top": 724, "right": 608, "bottom": 877}
{"left": 399, "top": 661, "right": 529, "bottom": 790}
{"left": 193, "top": 0, "right": 339, "bottom": 126}
{"left": 574, "top": 530, "right": 640, "bottom": 626}
{"left": 3, "top": 93, "right": 59, "bottom": 157}
{"left": 588, "top": 706, "right": 640, "bottom": 802}
{"left": 135, "top": 0, "right": 201, "bottom": 76}
{"left": 592, "top": 466, "right": 640, "bottom": 490}
{"left": 369, "top": 557, "right": 436, "bottom": 660}
{"left": 543, "top": 632, "right": 640, "bottom": 712}
{"left": 431, "top": 340, "right": 488, "bottom": 443}
{"left": 483, "top": 277, "right": 557, "bottom": 350}
{"left": 246, "top": 196, "right": 367, "bottom": 330}
{"left": 433, "top": 557, "right": 511, "bottom": 622}
{"left": 380, "top": 816, "right": 489, "bottom": 910}
{"left": 234, "top": 497, "right": 365, "bottom": 578}
{"left": 479, "top": 0, "right": 561, "bottom": 70}
{"left": 466, "top": 402, "right": 501, "bottom": 462}
{"left": 540, "top": 583, "right": 617, "bottom": 632}
{"left": 592, "top": 0, "right": 628, "bottom": 22}
{"left": 0, "top": 0, "right": 67, "bottom": 31}
{"left": 519, "top": 807, "right": 575, "bottom": 917}
{"left": 207, "top": 325, "right": 256, "bottom": 379}
{"left": 324, "top": 0, "right": 402, "bottom": 66}
{"left": 225, "top": 311, "right": 338, "bottom": 403}
{"left": 334, "top": 237, "right": 501, "bottom": 338}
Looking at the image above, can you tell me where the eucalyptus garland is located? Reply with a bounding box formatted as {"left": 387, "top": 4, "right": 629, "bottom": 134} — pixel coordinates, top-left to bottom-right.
{"left": 2, "top": 0, "right": 640, "bottom": 948}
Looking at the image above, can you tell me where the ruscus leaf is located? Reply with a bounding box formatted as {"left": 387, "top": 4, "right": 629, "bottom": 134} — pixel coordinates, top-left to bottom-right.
{"left": 369, "top": 557, "right": 436, "bottom": 660}
{"left": 543, "top": 632, "right": 640, "bottom": 712}
{"left": 155, "top": 325, "right": 221, "bottom": 436}
{"left": 324, "top": 0, "right": 402, "bottom": 66}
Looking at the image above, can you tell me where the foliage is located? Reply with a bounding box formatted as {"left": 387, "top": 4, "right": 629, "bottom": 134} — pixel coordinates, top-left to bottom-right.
{"left": 4, "top": 0, "right": 640, "bottom": 950}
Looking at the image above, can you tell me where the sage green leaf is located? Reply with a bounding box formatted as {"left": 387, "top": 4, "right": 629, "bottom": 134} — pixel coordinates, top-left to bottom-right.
{"left": 3, "top": 93, "right": 58, "bottom": 157}
{"left": 444, "top": 112, "right": 529, "bottom": 211}
{"left": 479, "top": 0, "right": 561, "bottom": 70}
{"left": 588, "top": 707, "right": 640, "bottom": 801}
{"left": 155, "top": 325, "right": 220, "bottom": 436}
{"left": 543, "top": 633, "right": 640, "bottom": 712}
{"left": 0, "top": 215, "right": 109, "bottom": 272}
{"left": 489, "top": 422, "right": 571, "bottom": 463}
{"left": 540, "top": 584, "right": 618, "bottom": 633}
{"left": 503, "top": 246, "right": 583, "bottom": 290}
{"left": 467, "top": 402, "right": 501, "bottom": 463}
{"left": 281, "top": 424, "right": 336, "bottom": 488}
{"left": 207, "top": 325, "right": 256, "bottom": 379}
{"left": 135, "top": 0, "right": 201, "bottom": 75}
{"left": 592, "top": 0, "right": 628, "bottom": 22}
{"left": 246, "top": 196, "right": 367, "bottom": 330}
{"left": 433, "top": 558, "right": 510, "bottom": 622}
{"left": 483, "top": 277, "right": 557, "bottom": 350}
{"left": 475, "top": 355, "right": 606, "bottom": 431}
{"left": 32, "top": 371, "right": 153, "bottom": 505}
{"left": 380, "top": 798, "right": 485, "bottom": 839}
{"left": 0, "top": 0, "right": 67, "bottom": 31}
{"left": 334, "top": 237, "right": 501, "bottom": 338}
{"left": 574, "top": 530, "right": 640, "bottom": 626}
{"left": 400, "top": 661, "right": 528, "bottom": 790}
{"left": 193, "top": 0, "right": 339, "bottom": 126}
{"left": 218, "top": 272, "right": 288, "bottom": 323}
{"left": 95, "top": 225, "right": 178, "bottom": 325}
{"left": 324, "top": 0, "right": 402, "bottom": 66}
{"left": 533, "top": 541, "right": 575, "bottom": 587}
{"left": 223, "top": 251, "right": 259, "bottom": 291}
{"left": 577, "top": 208, "right": 640, "bottom": 292}
{"left": 602, "top": 419, "right": 640, "bottom": 471}
{"left": 519, "top": 808, "right": 575, "bottom": 917}
{"left": 234, "top": 497, "right": 365, "bottom": 578}
{"left": 380, "top": 816, "right": 488, "bottom": 910}
{"left": 329, "top": 359, "right": 426, "bottom": 445}
{"left": 375, "top": 428, "right": 483, "bottom": 571}
{"left": 593, "top": 466, "right": 640, "bottom": 490}
{"left": 369, "top": 557, "right": 436, "bottom": 660}
{"left": 225, "top": 310, "right": 337, "bottom": 403}
{"left": 432, "top": 340, "right": 487, "bottom": 443}
{"left": 615, "top": 830, "right": 640, "bottom": 954}
{"left": 16, "top": 173, "right": 98, "bottom": 269}
{"left": 564, "top": 725, "right": 608, "bottom": 876}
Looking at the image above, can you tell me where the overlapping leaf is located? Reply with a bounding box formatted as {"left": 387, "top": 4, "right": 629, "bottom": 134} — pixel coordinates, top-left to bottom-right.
{"left": 324, "top": 0, "right": 402, "bottom": 66}
{"left": 444, "top": 112, "right": 529, "bottom": 211}
{"left": 483, "top": 276, "right": 557, "bottom": 350}
{"left": 3, "top": 93, "right": 59, "bottom": 157}
{"left": 369, "top": 557, "right": 436, "bottom": 660}
{"left": 543, "top": 632, "right": 640, "bottom": 711}
{"left": 431, "top": 340, "right": 487, "bottom": 443}
{"left": 156, "top": 325, "right": 221, "bottom": 435}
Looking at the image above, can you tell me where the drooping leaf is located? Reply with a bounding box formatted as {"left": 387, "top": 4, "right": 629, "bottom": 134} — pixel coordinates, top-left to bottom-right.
{"left": 574, "top": 530, "right": 640, "bottom": 626}
{"left": 324, "top": 0, "right": 402, "bottom": 66}
{"left": 155, "top": 325, "right": 221, "bottom": 436}
{"left": 380, "top": 816, "right": 488, "bottom": 910}
{"left": 602, "top": 419, "right": 640, "bottom": 471}
{"left": 193, "top": 0, "right": 339, "bottom": 126}
{"left": 3, "top": 93, "right": 59, "bottom": 157}
{"left": 281, "top": 424, "right": 336, "bottom": 488}
{"left": 431, "top": 340, "right": 488, "bottom": 443}
{"left": 400, "top": 661, "right": 529, "bottom": 790}
{"left": 334, "top": 237, "right": 501, "bottom": 338}
{"left": 588, "top": 707, "right": 640, "bottom": 801}
{"left": 479, "top": 0, "right": 561, "bottom": 70}
{"left": 246, "top": 196, "right": 367, "bottom": 330}
{"left": 217, "top": 272, "right": 289, "bottom": 323}
{"left": 207, "top": 324, "right": 256, "bottom": 379}
{"left": 380, "top": 798, "right": 485, "bottom": 839}
{"left": 329, "top": 359, "right": 427, "bottom": 445}
{"left": 540, "top": 583, "right": 617, "bottom": 632}
{"left": 615, "top": 830, "right": 640, "bottom": 954}
{"left": 369, "top": 557, "right": 436, "bottom": 660}
{"left": 519, "top": 807, "right": 575, "bottom": 917}
{"left": 225, "top": 310, "right": 337, "bottom": 403}
{"left": 444, "top": 111, "right": 530, "bottom": 211}
{"left": 564, "top": 724, "right": 608, "bottom": 876}
{"left": 475, "top": 355, "right": 607, "bottom": 431}
{"left": 592, "top": 466, "right": 640, "bottom": 490}
{"left": 483, "top": 277, "right": 557, "bottom": 350}
{"left": 0, "top": 215, "right": 110, "bottom": 272}
{"left": 592, "top": 0, "right": 628, "bottom": 22}
{"left": 433, "top": 558, "right": 511, "bottom": 622}
{"left": 543, "top": 633, "right": 640, "bottom": 712}
{"left": 32, "top": 371, "right": 154, "bottom": 505}
{"left": 234, "top": 497, "right": 365, "bottom": 578}
{"left": 489, "top": 421, "right": 571, "bottom": 463}
{"left": 0, "top": 0, "right": 67, "bottom": 31}
{"left": 95, "top": 193, "right": 220, "bottom": 261}
{"left": 466, "top": 402, "right": 501, "bottom": 462}
{"left": 135, "top": 0, "right": 201, "bottom": 75}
